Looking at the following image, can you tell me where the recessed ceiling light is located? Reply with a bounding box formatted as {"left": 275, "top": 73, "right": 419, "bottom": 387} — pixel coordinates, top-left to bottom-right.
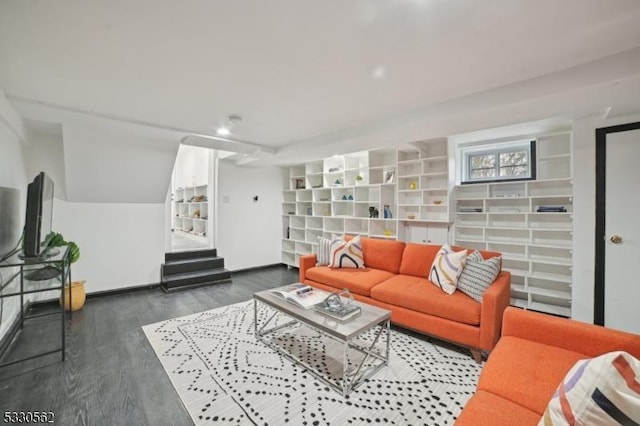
{"left": 371, "top": 65, "right": 387, "bottom": 80}
{"left": 215, "top": 115, "right": 243, "bottom": 136}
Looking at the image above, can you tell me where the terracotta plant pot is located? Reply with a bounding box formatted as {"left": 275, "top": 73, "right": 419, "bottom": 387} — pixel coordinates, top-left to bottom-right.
{"left": 60, "top": 280, "right": 86, "bottom": 312}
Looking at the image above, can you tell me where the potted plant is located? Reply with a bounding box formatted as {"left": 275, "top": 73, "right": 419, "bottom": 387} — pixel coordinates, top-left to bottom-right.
{"left": 47, "top": 232, "right": 85, "bottom": 312}
{"left": 355, "top": 175, "right": 363, "bottom": 185}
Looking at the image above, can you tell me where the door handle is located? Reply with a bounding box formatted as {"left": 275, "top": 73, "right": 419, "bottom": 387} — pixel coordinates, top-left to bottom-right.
{"left": 610, "top": 234, "right": 623, "bottom": 244}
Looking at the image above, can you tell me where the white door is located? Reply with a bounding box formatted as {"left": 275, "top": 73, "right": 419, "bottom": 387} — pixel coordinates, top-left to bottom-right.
{"left": 604, "top": 127, "right": 640, "bottom": 334}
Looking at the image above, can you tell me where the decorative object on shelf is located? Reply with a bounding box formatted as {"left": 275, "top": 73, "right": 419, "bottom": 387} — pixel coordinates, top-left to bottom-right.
{"left": 342, "top": 194, "right": 347, "bottom": 200}
{"left": 193, "top": 209, "right": 200, "bottom": 218}
{"left": 194, "top": 195, "right": 207, "bottom": 202}
{"left": 347, "top": 194, "right": 353, "bottom": 200}
{"left": 295, "top": 178, "right": 305, "bottom": 189}
{"left": 409, "top": 182, "right": 417, "bottom": 190}
{"left": 383, "top": 229, "right": 392, "bottom": 236}
{"left": 385, "top": 171, "right": 395, "bottom": 183}
{"left": 306, "top": 207, "right": 313, "bottom": 215}
{"left": 383, "top": 205, "right": 393, "bottom": 219}
{"left": 433, "top": 200, "right": 442, "bottom": 205}
{"left": 355, "top": 175, "right": 364, "bottom": 184}
{"left": 408, "top": 214, "right": 416, "bottom": 220}
{"left": 334, "top": 178, "right": 342, "bottom": 186}
{"left": 369, "top": 206, "right": 379, "bottom": 218}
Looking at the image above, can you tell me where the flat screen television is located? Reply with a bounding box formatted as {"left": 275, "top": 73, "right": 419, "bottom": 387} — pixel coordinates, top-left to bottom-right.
{"left": 22, "top": 171, "right": 55, "bottom": 259}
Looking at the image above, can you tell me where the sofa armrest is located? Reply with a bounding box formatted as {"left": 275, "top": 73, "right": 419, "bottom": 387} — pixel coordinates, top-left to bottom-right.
{"left": 478, "top": 271, "right": 512, "bottom": 351}
{"left": 502, "top": 306, "right": 640, "bottom": 358}
{"left": 299, "top": 254, "right": 317, "bottom": 283}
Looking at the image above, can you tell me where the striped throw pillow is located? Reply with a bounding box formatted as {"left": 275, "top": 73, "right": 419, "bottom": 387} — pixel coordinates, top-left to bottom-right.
{"left": 429, "top": 244, "right": 467, "bottom": 295}
{"left": 328, "top": 235, "right": 364, "bottom": 269}
{"left": 316, "top": 236, "right": 332, "bottom": 266}
{"left": 457, "top": 251, "right": 501, "bottom": 303}
{"left": 539, "top": 351, "right": 640, "bottom": 426}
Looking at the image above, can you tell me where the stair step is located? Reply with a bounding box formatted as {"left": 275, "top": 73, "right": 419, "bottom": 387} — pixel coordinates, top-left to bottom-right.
{"left": 165, "top": 248, "right": 217, "bottom": 262}
{"left": 162, "top": 256, "right": 225, "bottom": 276}
{"left": 160, "top": 268, "right": 231, "bottom": 291}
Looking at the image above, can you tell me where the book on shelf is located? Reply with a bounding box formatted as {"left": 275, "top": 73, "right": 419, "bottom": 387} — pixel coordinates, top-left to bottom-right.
{"left": 314, "top": 302, "right": 361, "bottom": 321}
{"left": 537, "top": 205, "right": 567, "bottom": 212}
{"left": 270, "top": 284, "right": 328, "bottom": 309}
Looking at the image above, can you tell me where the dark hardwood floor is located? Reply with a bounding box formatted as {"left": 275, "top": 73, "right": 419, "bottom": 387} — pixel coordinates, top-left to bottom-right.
{"left": 0, "top": 265, "right": 299, "bottom": 426}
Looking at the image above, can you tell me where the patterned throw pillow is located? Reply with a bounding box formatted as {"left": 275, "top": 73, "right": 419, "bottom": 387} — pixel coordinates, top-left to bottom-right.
{"left": 328, "top": 235, "right": 364, "bottom": 269}
{"left": 316, "top": 236, "right": 332, "bottom": 266}
{"left": 457, "top": 251, "right": 501, "bottom": 303}
{"left": 429, "top": 245, "right": 467, "bottom": 294}
{"left": 539, "top": 351, "right": 640, "bottom": 426}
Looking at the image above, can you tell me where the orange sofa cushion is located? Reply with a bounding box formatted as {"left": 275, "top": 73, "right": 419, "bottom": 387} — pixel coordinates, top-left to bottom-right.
{"left": 370, "top": 275, "right": 481, "bottom": 326}
{"left": 477, "top": 336, "right": 586, "bottom": 415}
{"left": 398, "top": 243, "right": 503, "bottom": 278}
{"left": 361, "top": 238, "right": 406, "bottom": 274}
{"left": 304, "top": 266, "right": 395, "bottom": 297}
{"left": 455, "top": 390, "right": 542, "bottom": 426}
{"left": 398, "top": 243, "right": 441, "bottom": 277}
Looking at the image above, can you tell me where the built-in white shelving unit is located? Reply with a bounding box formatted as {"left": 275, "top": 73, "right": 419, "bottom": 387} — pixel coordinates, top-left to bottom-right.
{"left": 173, "top": 184, "right": 208, "bottom": 239}
{"left": 282, "top": 139, "right": 451, "bottom": 268}
{"left": 453, "top": 132, "right": 573, "bottom": 316}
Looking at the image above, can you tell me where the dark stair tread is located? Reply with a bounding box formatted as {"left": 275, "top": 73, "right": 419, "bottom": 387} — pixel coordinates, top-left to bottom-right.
{"left": 165, "top": 248, "right": 218, "bottom": 262}
{"left": 163, "top": 256, "right": 223, "bottom": 266}
{"left": 161, "top": 268, "right": 230, "bottom": 282}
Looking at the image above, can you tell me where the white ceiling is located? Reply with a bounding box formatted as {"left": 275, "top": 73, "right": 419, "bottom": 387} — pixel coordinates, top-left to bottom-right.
{"left": 2, "top": 0, "right": 640, "bottom": 165}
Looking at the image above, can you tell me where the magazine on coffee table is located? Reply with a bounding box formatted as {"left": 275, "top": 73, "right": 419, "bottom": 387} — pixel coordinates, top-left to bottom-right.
{"left": 271, "top": 284, "right": 328, "bottom": 309}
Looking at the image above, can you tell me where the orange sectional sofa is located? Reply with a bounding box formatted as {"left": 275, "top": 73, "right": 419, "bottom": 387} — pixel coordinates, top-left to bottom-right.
{"left": 456, "top": 307, "right": 640, "bottom": 425}
{"left": 298, "top": 237, "right": 512, "bottom": 361}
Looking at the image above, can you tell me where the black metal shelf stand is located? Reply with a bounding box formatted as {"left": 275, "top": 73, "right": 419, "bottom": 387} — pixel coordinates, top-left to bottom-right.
{"left": 0, "top": 246, "right": 71, "bottom": 369}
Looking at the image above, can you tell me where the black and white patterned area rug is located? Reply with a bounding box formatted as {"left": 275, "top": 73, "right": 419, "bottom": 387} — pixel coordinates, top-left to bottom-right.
{"left": 142, "top": 301, "right": 481, "bottom": 425}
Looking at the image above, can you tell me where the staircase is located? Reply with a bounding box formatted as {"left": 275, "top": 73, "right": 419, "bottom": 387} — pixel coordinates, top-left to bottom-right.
{"left": 160, "top": 248, "right": 231, "bottom": 292}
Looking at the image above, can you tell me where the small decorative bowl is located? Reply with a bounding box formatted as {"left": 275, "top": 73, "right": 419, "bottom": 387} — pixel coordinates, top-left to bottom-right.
{"left": 407, "top": 214, "right": 416, "bottom": 219}
{"left": 433, "top": 200, "right": 442, "bottom": 205}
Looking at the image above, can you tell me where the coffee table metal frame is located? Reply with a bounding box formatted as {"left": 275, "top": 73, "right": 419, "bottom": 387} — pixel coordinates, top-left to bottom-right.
{"left": 253, "top": 287, "right": 391, "bottom": 396}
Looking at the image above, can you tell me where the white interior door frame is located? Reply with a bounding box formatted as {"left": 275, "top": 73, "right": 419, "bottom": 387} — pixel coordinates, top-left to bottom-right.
{"left": 594, "top": 121, "right": 640, "bottom": 326}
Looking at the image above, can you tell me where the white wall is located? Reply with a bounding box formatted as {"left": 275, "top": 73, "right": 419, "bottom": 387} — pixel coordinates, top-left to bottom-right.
{"left": 571, "top": 111, "right": 640, "bottom": 323}
{"left": 173, "top": 145, "right": 210, "bottom": 188}
{"left": 53, "top": 200, "right": 165, "bottom": 292}
{"left": 216, "top": 161, "right": 283, "bottom": 270}
{"left": 23, "top": 130, "right": 67, "bottom": 200}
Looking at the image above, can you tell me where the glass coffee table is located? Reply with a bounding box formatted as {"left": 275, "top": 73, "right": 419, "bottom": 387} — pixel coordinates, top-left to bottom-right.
{"left": 254, "top": 284, "right": 391, "bottom": 396}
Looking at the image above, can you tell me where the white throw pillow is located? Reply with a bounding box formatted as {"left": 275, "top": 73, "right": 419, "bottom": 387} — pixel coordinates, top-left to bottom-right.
{"left": 539, "top": 351, "right": 640, "bottom": 425}
{"left": 328, "top": 235, "right": 364, "bottom": 269}
{"left": 429, "top": 244, "right": 467, "bottom": 295}
{"left": 316, "top": 236, "right": 332, "bottom": 266}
